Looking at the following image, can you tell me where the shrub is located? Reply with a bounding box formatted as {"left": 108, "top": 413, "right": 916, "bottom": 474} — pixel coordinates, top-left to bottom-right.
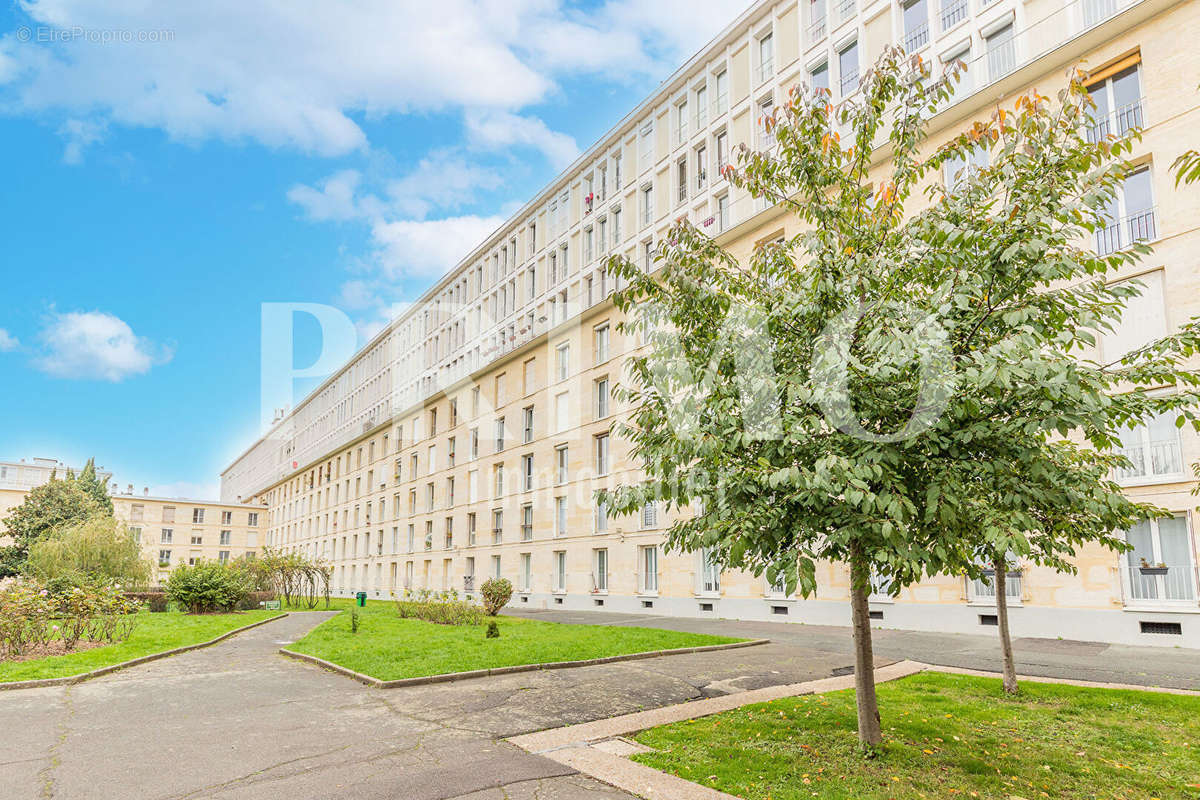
{"left": 393, "top": 589, "right": 483, "bottom": 626}
{"left": 238, "top": 590, "right": 278, "bottom": 611}
{"left": 23, "top": 515, "right": 151, "bottom": 590}
{"left": 124, "top": 591, "right": 168, "bottom": 612}
{"left": 350, "top": 606, "right": 360, "bottom": 634}
{"left": 485, "top": 621, "right": 500, "bottom": 639}
{"left": 165, "top": 561, "right": 252, "bottom": 614}
{"left": 0, "top": 578, "right": 54, "bottom": 658}
{"left": 480, "top": 578, "right": 513, "bottom": 616}
{"left": 0, "top": 578, "right": 140, "bottom": 658}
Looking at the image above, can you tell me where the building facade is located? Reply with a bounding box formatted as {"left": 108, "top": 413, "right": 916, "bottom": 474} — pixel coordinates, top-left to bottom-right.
{"left": 1, "top": 458, "right": 264, "bottom": 581}
{"left": 222, "top": 0, "right": 1200, "bottom": 646}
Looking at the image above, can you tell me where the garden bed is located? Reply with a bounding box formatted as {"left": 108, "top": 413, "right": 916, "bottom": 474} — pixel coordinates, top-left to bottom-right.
{"left": 630, "top": 671, "right": 1200, "bottom": 800}
{"left": 286, "top": 604, "right": 746, "bottom": 682}
{"left": 0, "top": 609, "right": 282, "bottom": 683}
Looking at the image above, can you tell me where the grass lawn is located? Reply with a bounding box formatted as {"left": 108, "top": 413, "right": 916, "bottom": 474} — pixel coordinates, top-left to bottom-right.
{"left": 287, "top": 603, "right": 743, "bottom": 680}
{"left": 631, "top": 671, "right": 1200, "bottom": 800}
{"left": 0, "top": 609, "right": 282, "bottom": 683}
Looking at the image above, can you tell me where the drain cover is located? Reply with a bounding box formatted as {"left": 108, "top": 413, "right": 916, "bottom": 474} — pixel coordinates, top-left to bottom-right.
{"left": 831, "top": 666, "right": 855, "bottom": 677}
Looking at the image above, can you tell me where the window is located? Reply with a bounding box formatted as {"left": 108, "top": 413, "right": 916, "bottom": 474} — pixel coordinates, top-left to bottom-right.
{"left": 1102, "top": 270, "right": 1166, "bottom": 362}
{"left": 521, "top": 504, "right": 534, "bottom": 541}
{"left": 639, "top": 545, "right": 659, "bottom": 593}
{"left": 191, "top": 533, "right": 203, "bottom": 545}
{"left": 492, "top": 509, "right": 504, "bottom": 544}
{"left": 694, "top": 84, "right": 708, "bottom": 128}
{"left": 985, "top": 23, "right": 1016, "bottom": 82}
{"left": 221, "top": 510, "right": 233, "bottom": 525}
{"left": 808, "top": 0, "right": 827, "bottom": 40}
{"left": 1082, "top": 0, "right": 1119, "bottom": 27}
{"left": 594, "top": 434, "right": 609, "bottom": 475}
{"left": 493, "top": 464, "right": 505, "bottom": 497}
{"left": 903, "top": 0, "right": 929, "bottom": 51}
{"left": 1089, "top": 64, "right": 1142, "bottom": 142}
{"left": 553, "top": 551, "right": 567, "bottom": 592}
{"left": 943, "top": 144, "right": 989, "bottom": 193}
{"left": 491, "top": 555, "right": 502, "bottom": 579}
{"left": 556, "top": 343, "right": 570, "bottom": 381}
{"left": 159, "top": 550, "right": 171, "bottom": 566}
{"left": 594, "top": 377, "right": 610, "bottom": 419}
{"left": 809, "top": 61, "right": 829, "bottom": 93}
{"left": 757, "top": 32, "right": 774, "bottom": 82}
{"left": 701, "top": 547, "right": 721, "bottom": 594}
{"left": 1097, "top": 168, "right": 1156, "bottom": 255}
{"left": 593, "top": 324, "right": 610, "bottom": 364}
{"left": 639, "top": 120, "right": 654, "bottom": 171}
{"left": 714, "top": 69, "right": 729, "bottom": 114}
{"left": 838, "top": 40, "right": 859, "bottom": 96}
{"left": 161, "top": 506, "right": 176, "bottom": 524}
{"left": 555, "top": 445, "right": 569, "bottom": 484}
{"left": 522, "top": 406, "right": 535, "bottom": 443}
{"left": 641, "top": 501, "right": 658, "bottom": 529}
{"left": 130, "top": 504, "right": 145, "bottom": 522}
{"left": 161, "top": 528, "right": 173, "bottom": 544}
{"left": 130, "top": 527, "right": 142, "bottom": 544}
{"left": 757, "top": 97, "right": 774, "bottom": 151}
{"left": 445, "top": 517, "right": 454, "bottom": 549}
{"left": 1124, "top": 514, "right": 1195, "bottom": 605}
{"left": 219, "top": 530, "right": 231, "bottom": 546}
{"left": 523, "top": 358, "right": 536, "bottom": 395}
{"left": 520, "top": 552, "right": 532, "bottom": 590}
{"left": 594, "top": 498, "right": 609, "bottom": 533}
{"left": 554, "top": 494, "right": 568, "bottom": 537}
{"left": 495, "top": 417, "right": 505, "bottom": 452}
{"left": 470, "top": 427, "right": 479, "bottom": 459}
{"left": 521, "top": 454, "right": 534, "bottom": 491}
{"left": 940, "top": 0, "right": 967, "bottom": 31}
{"left": 716, "top": 131, "right": 729, "bottom": 174}
{"left": 695, "top": 144, "right": 707, "bottom": 190}
{"left": 675, "top": 98, "right": 688, "bottom": 143}
{"left": 641, "top": 184, "right": 653, "bottom": 226}
{"left": 969, "top": 556, "right": 1022, "bottom": 602}
{"left": 1114, "top": 410, "right": 1185, "bottom": 483}
{"left": 448, "top": 436, "right": 456, "bottom": 467}
{"left": 593, "top": 549, "right": 609, "bottom": 592}
{"left": 555, "top": 391, "right": 569, "bottom": 433}
{"left": 717, "top": 193, "right": 730, "bottom": 232}
{"left": 467, "top": 513, "right": 477, "bottom": 546}
{"left": 192, "top": 508, "right": 204, "bottom": 524}
{"left": 612, "top": 207, "right": 622, "bottom": 245}
{"left": 424, "top": 521, "right": 434, "bottom": 551}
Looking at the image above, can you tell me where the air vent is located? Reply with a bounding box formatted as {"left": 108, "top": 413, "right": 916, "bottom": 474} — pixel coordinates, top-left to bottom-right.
{"left": 979, "top": 614, "right": 998, "bottom": 626}
{"left": 869, "top": 610, "right": 884, "bottom": 620}
{"left": 771, "top": 605, "right": 789, "bottom": 615}
{"left": 594, "top": 598, "right": 605, "bottom": 607}
{"left": 1141, "top": 621, "right": 1182, "bottom": 635}
{"left": 554, "top": 597, "right": 564, "bottom": 605}
{"left": 642, "top": 600, "right": 654, "bottom": 608}
{"left": 520, "top": 596, "right": 528, "bottom": 603}
{"left": 699, "top": 602, "right": 714, "bottom": 612}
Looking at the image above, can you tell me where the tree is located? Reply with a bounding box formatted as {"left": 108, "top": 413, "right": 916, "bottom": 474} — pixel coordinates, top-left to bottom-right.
{"left": 0, "top": 475, "right": 108, "bottom": 576}
{"left": 76, "top": 458, "right": 114, "bottom": 516}
{"left": 605, "top": 49, "right": 1200, "bottom": 751}
{"left": 24, "top": 514, "right": 151, "bottom": 590}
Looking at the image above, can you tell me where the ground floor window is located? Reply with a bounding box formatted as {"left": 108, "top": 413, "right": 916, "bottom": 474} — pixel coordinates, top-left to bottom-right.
{"left": 593, "top": 548, "right": 608, "bottom": 592}
{"left": 1124, "top": 514, "right": 1195, "bottom": 605}
{"left": 640, "top": 545, "right": 659, "bottom": 593}
{"left": 700, "top": 547, "right": 721, "bottom": 594}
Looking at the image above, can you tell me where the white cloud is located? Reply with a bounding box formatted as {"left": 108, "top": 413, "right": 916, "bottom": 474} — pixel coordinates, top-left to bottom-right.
{"left": 34, "top": 310, "right": 172, "bottom": 381}
{"left": 464, "top": 111, "right": 579, "bottom": 171}
{"left": 0, "top": 329, "right": 18, "bottom": 351}
{"left": 148, "top": 480, "right": 221, "bottom": 501}
{"left": 385, "top": 150, "right": 505, "bottom": 218}
{"left": 371, "top": 215, "right": 506, "bottom": 280}
{"left": 58, "top": 117, "right": 106, "bottom": 164}
{"left": 0, "top": 0, "right": 747, "bottom": 158}
{"left": 286, "top": 169, "right": 377, "bottom": 222}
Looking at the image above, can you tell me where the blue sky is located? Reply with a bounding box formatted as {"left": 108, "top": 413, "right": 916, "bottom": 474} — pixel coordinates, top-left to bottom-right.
{"left": 0, "top": 0, "right": 748, "bottom": 498}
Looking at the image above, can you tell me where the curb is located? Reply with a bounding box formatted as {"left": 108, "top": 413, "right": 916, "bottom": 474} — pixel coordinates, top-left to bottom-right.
{"left": 279, "top": 637, "right": 770, "bottom": 688}
{"left": 0, "top": 613, "right": 290, "bottom": 691}
{"left": 924, "top": 663, "right": 1200, "bottom": 696}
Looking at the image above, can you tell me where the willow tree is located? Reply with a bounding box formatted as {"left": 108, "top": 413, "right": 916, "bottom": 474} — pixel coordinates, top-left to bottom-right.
{"left": 605, "top": 48, "right": 1200, "bottom": 752}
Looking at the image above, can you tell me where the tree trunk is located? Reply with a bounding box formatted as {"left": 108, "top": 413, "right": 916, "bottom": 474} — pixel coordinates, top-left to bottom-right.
{"left": 993, "top": 554, "right": 1019, "bottom": 695}
{"left": 849, "top": 541, "right": 883, "bottom": 752}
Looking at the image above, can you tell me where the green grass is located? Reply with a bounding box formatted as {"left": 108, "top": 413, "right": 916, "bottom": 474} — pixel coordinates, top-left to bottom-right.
{"left": 287, "top": 603, "right": 743, "bottom": 680}
{"left": 631, "top": 671, "right": 1200, "bottom": 800}
{"left": 0, "top": 609, "right": 282, "bottom": 683}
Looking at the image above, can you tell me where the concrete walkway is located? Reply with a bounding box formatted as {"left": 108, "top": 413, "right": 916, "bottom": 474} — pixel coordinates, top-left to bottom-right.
{"left": 4, "top": 608, "right": 1197, "bottom": 799}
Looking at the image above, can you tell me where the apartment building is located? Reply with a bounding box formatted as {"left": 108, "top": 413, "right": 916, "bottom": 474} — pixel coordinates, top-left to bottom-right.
{"left": 222, "top": 0, "right": 1200, "bottom": 647}
{"left": 1, "top": 458, "right": 264, "bottom": 581}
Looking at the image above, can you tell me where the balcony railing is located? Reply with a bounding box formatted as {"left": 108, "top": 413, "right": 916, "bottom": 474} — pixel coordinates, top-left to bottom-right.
{"left": 1119, "top": 562, "right": 1196, "bottom": 604}
{"left": 904, "top": 21, "right": 930, "bottom": 52}
{"left": 987, "top": 38, "right": 1017, "bottom": 82}
{"left": 754, "top": 59, "right": 775, "bottom": 84}
{"left": 1095, "top": 207, "right": 1156, "bottom": 256}
{"left": 970, "top": 570, "right": 1023, "bottom": 600}
{"left": 808, "top": 19, "right": 827, "bottom": 42}
{"left": 1082, "top": 0, "right": 1119, "bottom": 27}
{"left": 1087, "top": 98, "right": 1143, "bottom": 142}
{"left": 941, "top": 0, "right": 967, "bottom": 30}
{"left": 839, "top": 67, "right": 860, "bottom": 97}
{"left": 838, "top": 0, "right": 855, "bottom": 20}
{"left": 463, "top": 575, "right": 474, "bottom": 592}
{"left": 1114, "top": 435, "right": 1180, "bottom": 481}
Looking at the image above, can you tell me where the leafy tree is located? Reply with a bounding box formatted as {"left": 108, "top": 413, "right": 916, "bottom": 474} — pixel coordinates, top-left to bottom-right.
{"left": 605, "top": 49, "right": 1200, "bottom": 751}
{"left": 23, "top": 514, "right": 151, "bottom": 590}
{"left": 0, "top": 474, "right": 108, "bottom": 576}
{"left": 76, "top": 457, "right": 114, "bottom": 515}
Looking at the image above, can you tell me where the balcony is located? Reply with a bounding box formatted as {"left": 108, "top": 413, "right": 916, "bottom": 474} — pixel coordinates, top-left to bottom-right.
{"left": 1113, "top": 433, "right": 1180, "bottom": 481}
{"left": 808, "top": 19, "right": 827, "bottom": 42}
{"left": 1119, "top": 562, "right": 1196, "bottom": 606}
{"left": 940, "top": 0, "right": 967, "bottom": 30}
{"left": 754, "top": 59, "right": 775, "bottom": 84}
{"left": 1087, "top": 98, "right": 1143, "bottom": 143}
{"left": 987, "top": 38, "right": 1017, "bottom": 82}
{"left": 1095, "top": 207, "right": 1156, "bottom": 256}
{"left": 837, "top": 0, "right": 855, "bottom": 21}
{"left": 463, "top": 575, "right": 474, "bottom": 592}
{"left": 1082, "top": 0, "right": 1119, "bottom": 28}
{"left": 839, "top": 67, "right": 860, "bottom": 97}
{"left": 904, "top": 21, "right": 930, "bottom": 52}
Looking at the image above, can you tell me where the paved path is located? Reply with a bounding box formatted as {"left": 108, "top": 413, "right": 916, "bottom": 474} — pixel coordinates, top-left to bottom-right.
{"left": 4, "top": 609, "right": 1198, "bottom": 800}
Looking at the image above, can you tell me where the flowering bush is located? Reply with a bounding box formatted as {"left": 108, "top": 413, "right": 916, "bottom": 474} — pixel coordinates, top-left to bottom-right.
{"left": 0, "top": 578, "right": 139, "bottom": 659}
{"left": 165, "top": 560, "right": 252, "bottom": 613}
{"left": 480, "top": 578, "right": 513, "bottom": 616}
{"left": 0, "top": 578, "right": 54, "bottom": 658}
{"left": 393, "top": 588, "right": 484, "bottom": 626}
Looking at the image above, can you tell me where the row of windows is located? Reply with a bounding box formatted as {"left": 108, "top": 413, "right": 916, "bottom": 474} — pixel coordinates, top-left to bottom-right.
{"left": 126, "top": 505, "right": 258, "bottom": 526}
{"left": 143, "top": 528, "right": 237, "bottom": 546}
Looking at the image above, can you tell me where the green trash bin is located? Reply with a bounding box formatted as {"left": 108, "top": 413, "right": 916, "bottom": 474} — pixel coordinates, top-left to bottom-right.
{"left": 355, "top": 591, "right": 367, "bottom": 607}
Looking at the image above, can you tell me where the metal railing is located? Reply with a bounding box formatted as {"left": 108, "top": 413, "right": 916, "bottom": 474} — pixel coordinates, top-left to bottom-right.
{"left": 904, "top": 21, "right": 930, "bottom": 51}
{"left": 970, "top": 570, "right": 1022, "bottom": 600}
{"left": 839, "top": 66, "right": 860, "bottom": 97}
{"left": 1082, "top": 0, "right": 1119, "bottom": 27}
{"left": 1114, "top": 435, "right": 1180, "bottom": 480}
{"left": 1119, "top": 562, "right": 1197, "bottom": 604}
{"left": 754, "top": 59, "right": 775, "bottom": 84}
{"left": 808, "top": 18, "right": 827, "bottom": 42}
{"left": 1086, "top": 98, "right": 1143, "bottom": 142}
{"left": 1095, "top": 207, "right": 1157, "bottom": 256}
{"left": 941, "top": 0, "right": 967, "bottom": 30}
{"left": 463, "top": 575, "right": 474, "bottom": 592}
{"left": 838, "top": 0, "right": 855, "bottom": 20}
{"left": 987, "top": 37, "right": 1017, "bottom": 82}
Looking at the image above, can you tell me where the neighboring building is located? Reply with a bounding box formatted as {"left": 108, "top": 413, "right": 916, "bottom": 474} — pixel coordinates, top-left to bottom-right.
{"left": 222, "top": 0, "right": 1200, "bottom": 646}
{"left": 0, "top": 458, "right": 264, "bottom": 581}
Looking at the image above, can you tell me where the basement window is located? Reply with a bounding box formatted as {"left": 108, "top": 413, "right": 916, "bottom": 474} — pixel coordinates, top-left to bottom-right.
{"left": 869, "top": 610, "right": 884, "bottom": 620}
{"left": 1140, "top": 621, "right": 1182, "bottom": 635}
{"left": 699, "top": 602, "right": 714, "bottom": 612}
{"left": 771, "top": 605, "right": 789, "bottom": 615}
{"left": 979, "top": 614, "right": 998, "bottom": 626}
{"left": 642, "top": 600, "right": 654, "bottom": 609}
{"left": 594, "top": 598, "right": 605, "bottom": 607}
